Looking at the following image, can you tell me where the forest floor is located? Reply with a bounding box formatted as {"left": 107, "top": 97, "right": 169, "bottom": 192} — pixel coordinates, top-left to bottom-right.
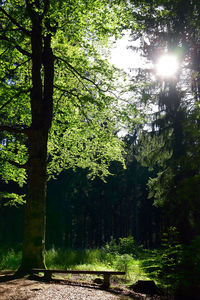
{"left": 0, "top": 271, "right": 173, "bottom": 300}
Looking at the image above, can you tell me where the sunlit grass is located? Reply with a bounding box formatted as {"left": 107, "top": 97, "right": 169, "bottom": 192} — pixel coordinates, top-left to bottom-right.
{"left": 0, "top": 245, "right": 154, "bottom": 285}
{"left": 45, "top": 247, "right": 151, "bottom": 284}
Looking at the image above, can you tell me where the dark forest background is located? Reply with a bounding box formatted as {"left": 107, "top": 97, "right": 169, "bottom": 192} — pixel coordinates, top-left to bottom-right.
{"left": 0, "top": 135, "right": 163, "bottom": 250}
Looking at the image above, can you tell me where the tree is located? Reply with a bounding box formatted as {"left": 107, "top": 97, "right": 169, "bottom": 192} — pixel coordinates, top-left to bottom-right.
{"left": 129, "top": 0, "right": 200, "bottom": 242}
{"left": 0, "top": 0, "right": 129, "bottom": 272}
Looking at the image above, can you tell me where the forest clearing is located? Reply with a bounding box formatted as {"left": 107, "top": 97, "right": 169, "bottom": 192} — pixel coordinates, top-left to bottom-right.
{"left": 0, "top": 242, "right": 190, "bottom": 299}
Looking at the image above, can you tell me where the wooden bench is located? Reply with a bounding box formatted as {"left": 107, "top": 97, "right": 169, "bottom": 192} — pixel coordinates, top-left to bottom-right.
{"left": 30, "top": 268, "right": 125, "bottom": 289}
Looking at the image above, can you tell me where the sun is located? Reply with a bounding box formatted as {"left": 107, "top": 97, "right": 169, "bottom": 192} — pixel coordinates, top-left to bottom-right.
{"left": 155, "top": 54, "right": 179, "bottom": 77}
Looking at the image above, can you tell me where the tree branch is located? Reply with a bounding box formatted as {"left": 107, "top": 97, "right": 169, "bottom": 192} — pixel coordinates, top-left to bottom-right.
{"left": 53, "top": 85, "right": 80, "bottom": 114}
{"left": 55, "top": 56, "right": 90, "bottom": 92}
{"left": 41, "top": 0, "right": 50, "bottom": 18}
{"left": 7, "top": 159, "right": 28, "bottom": 169}
{"left": 0, "top": 98, "right": 16, "bottom": 112}
{"left": 0, "top": 48, "right": 8, "bottom": 58}
{"left": 54, "top": 85, "right": 80, "bottom": 97}
{"left": 54, "top": 55, "right": 109, "bottom": 93}
{"left": 0, "top": 88, "right": 31, "bottom": 111}
{"left": 0, "top": 125, "right": 29, "bottom": 135}
{"left": 53, "top": 85, "right": 92, "bottom": 122}
{"left": 0, "top": 7, "right": 31, "bottom": 36}
{"left": 0, "top": 35, "right": 31, "bottom": 57}
{"left": 0, "top": 59, "right": 31, "bottom": 83}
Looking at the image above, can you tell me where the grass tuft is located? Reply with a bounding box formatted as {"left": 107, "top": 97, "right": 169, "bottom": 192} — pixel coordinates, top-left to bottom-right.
{"left": 0, "top": 246, "right": 22, "bottom": 270}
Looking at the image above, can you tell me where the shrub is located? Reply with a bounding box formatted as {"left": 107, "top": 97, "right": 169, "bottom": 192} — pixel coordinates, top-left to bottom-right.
{"left": 114, "top": 254, "right": 134, "bottom": 273}
{"left": 104, "top": 237, "right": 119, "bottom": 254}
{"left": 176, "top": 235, "right": 200, "bottom": 299}
{"left": 118, "top": 236, "right": 136, "bottom": 255}
{"left": 104, "top": 236, "right": 139, "bottom": 257}
{"left": 154, "top": 227, "right": 200, "bottom": 297}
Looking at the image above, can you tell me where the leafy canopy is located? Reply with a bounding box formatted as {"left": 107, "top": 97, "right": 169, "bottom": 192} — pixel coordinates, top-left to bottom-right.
{"left": 0, "top": 0, "right": 137, "bottom": 203}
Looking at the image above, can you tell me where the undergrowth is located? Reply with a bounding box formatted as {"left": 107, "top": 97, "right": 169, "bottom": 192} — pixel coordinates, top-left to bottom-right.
{"left": 1, "top": 233, "right": 200, "bottom": 298}
{"left": 0, "top": 237, "right": 150, "bottom": 283}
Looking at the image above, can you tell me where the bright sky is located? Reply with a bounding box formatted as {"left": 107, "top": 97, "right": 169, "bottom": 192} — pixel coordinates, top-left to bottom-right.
{"left": 110, "top": 34, "right": 145, "bottom": 71}
{"left": 109, "top": 33, "right": 179, "bottom": 136}
{"left": 110, "top": 33, "right": 178, "bottom": 78}
{"left": 155, "top": 54, "right": 179, "bottom": 77}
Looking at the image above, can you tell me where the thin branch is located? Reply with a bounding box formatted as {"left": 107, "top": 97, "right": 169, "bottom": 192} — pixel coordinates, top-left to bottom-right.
{"left": 0, "top": 125, "right": 29, "bottom": 135}
{"left": 53, "top": 85, "right": 92, "bottom": 123}
{"left": 0, "top": 99, "right": 14, "bottom": 111}
{"left": 13, "top": 43, "right": 31, "bottom": 58}
{"left": 0, "top": 28, "right": 25, "bottom": 33}
{"left": 7, "top": 159, "right": 28, "bottom": 169}
{"left": 0, "top": 35, "right": 31, "bottom": 57}
{"left": 0, "top": 58, "right": 31, "bottom": 83}
{"left": 54, "top": 84, "right": 93, "bottom": 108}
{"left": 0, "top": 48, "right": 8, "bottom": 58}
{"left": 54, "top": 55, "right": 109, "bottom": 93}
{"left": 3, "top": 58, "right": 31, "bottom": 80}
{"left": 53, "top": 85, "right": 80, "bottom": 113}
{"left": 54, "top": 85, "right": 80, "bottom": 97}
{"left": 0, "top": 88, "right": 31, "bottom": 111}
{"left": 11, "top": 58, "right": 31, "bottom": 71}
{"left": 0, "top": 7, "right": 31, "bottom": 36}
{"left": 55, "top": 56, "right": 91, "bottom": 94}
{"left": 54, "top": 57, "right": 127, "bottom": 104}
{"left": 53, "top": 90, "right": 66, "bottom": 117}
{"left": 41, "top": 0, "right": 50, "bottom": 18}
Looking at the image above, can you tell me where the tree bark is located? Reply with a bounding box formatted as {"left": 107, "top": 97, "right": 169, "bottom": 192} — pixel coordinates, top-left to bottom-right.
{"left": 18, "top": 6, "right": 54, "bottom": 271}
{"left": 21, "top": 131, "right": 48, "bottom": 270}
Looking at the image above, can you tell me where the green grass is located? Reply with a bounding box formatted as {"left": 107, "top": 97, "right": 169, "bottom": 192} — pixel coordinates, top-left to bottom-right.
{"left": 0, "top": 244, "right": 154, "bottom": 285}
{"left": 0, "top": 245, "right": 22, "bottom": 270}
{"left": 2, "top": 239, "right": 198, "bottom": 297}
{"left": 45, "top": 248, "right": 105, "bottom": 269}
{"left": 45, "top": 247, "right": 152, "bottom": 284}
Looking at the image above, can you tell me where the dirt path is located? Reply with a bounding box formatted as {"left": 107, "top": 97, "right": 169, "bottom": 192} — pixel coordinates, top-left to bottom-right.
{"left": 0, "top": 277, "right": 125, "bottom": 300}
{"left": 0, "top": 271, "right": 172, "bottom": 300}
{"left": 0, "top": 271, "right": 134, "bottom": 300}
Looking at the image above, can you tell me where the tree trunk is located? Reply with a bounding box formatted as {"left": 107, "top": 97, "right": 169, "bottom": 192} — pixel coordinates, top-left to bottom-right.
{"left": 20, "top": 131, "right": 48, "bottom": 271}
{"left": 18, "top": 7, "right": 54, "bottom": 272}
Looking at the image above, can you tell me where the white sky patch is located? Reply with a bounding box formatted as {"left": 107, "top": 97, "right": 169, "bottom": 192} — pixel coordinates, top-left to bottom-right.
{"left": 108, "top": 33, "right": 159, "bottom": 136}
{"left": 108, "top": 34, "right": 144, "bottom": 137}
{"left": 110, "top": 34, "right": 145, "bottom": 71}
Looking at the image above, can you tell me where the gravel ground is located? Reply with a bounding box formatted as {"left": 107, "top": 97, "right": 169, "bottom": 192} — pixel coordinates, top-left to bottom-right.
{"left": 0, "top": 272, "right": 173, "bottom": 300}
{"left": 0, "top": 273, "right": 131, "bottom": 300}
